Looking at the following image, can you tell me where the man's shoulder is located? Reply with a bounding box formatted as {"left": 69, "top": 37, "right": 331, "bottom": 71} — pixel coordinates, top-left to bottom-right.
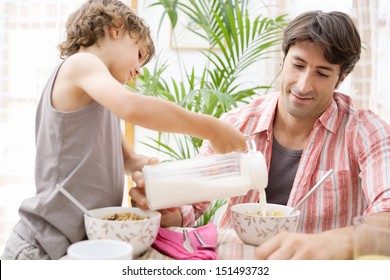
{"left": 219, "top": 93, "right": 277, "bottom": 131}
{"left": 333, "top": 92, "right": 389, "bottom": 130}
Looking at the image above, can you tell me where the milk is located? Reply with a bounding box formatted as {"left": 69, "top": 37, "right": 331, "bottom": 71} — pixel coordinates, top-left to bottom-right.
{"left": 143, "top": 151, "right": 268, "bottom": 210}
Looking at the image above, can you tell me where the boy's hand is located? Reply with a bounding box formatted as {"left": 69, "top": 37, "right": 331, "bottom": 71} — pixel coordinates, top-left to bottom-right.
{"left": 129, "top": 157, "right": 159, "bottom": 209}
{"left": 129, "top": 157, "right": 182, "bottom": 227}
{"left": 210, "top": 122, "right": 247, "bottom": 154}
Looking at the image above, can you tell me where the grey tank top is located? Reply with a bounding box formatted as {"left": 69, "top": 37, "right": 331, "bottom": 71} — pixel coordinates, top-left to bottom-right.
{"left": 14, "top": 61, "right": 124, "bottom": 259}
{"left": 266, "top": 137, "right": 302, "bottom": 205}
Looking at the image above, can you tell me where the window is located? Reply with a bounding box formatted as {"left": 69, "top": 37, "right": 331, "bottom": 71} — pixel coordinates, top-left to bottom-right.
{"left": 0, "top": 0, "right": 85, "bottom": 253}
{"left": 1, "top": 0, "right": 85, "bottom": 185}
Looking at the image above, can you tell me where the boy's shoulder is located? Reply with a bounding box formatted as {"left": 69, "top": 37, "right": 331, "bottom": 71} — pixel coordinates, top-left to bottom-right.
{"left": 63, "top": 52, "right": 103, "bottom": 67}
{"left": 58, "top": 53, "right": 107, "bottom": 80}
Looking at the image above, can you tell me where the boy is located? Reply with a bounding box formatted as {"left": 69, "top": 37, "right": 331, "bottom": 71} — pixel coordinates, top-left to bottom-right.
{"left": 1, "top": 0, "right": 246, "bottom": 259}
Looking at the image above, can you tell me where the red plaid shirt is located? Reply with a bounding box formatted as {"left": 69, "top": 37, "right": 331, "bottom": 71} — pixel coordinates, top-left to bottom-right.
{"left": 180, "top": 92, "right": 390, "bottom": 232}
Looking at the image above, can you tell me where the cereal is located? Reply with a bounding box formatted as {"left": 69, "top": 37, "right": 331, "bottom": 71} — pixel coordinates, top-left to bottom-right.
{"left": 245, "top": 210, "right": 284, "bottom": 217}
{"left": 269, "top": 210, "right": 283, "bottom": 217}
{"left": 103, "top": 212, "right": 149, "bottom": 221}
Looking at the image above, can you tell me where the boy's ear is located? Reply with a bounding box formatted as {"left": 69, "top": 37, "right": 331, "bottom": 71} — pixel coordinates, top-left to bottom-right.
{"left": 108, "top": 26, "right": 121, "bottom": 39}
{"left": 108, "top": 19, "right": 125, "bottom": 39}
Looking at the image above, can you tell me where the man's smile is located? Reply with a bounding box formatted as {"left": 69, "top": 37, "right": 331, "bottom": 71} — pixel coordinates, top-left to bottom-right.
{"left": 290, "top": 92, "right": 314, "bottom": 105}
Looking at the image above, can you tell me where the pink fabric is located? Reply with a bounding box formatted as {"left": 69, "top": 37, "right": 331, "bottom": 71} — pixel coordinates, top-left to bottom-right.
{"left": 152, "top": 223, "right": 218, "bottom": 260}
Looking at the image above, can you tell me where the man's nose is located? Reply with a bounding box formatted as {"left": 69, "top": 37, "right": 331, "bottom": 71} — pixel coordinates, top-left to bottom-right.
{"left": 296, "top": 71, "right": 314, "bottom": 94}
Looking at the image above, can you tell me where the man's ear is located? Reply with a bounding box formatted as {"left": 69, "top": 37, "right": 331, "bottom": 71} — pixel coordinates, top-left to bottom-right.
{"left": 280, "top": 56, "right": 286, "bottom": 69}
{"left": 335, "top": 73, "right": 349, "bottom": 90}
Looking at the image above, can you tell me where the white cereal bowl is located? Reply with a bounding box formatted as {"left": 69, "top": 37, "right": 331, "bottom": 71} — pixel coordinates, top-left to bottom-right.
{"left": 67, "top": 239, "right": 133, "bottom": 260}
{"left": 84, "top": 207, "right": 161, "bottom": 257}
{"left": 231, "top": 203, "right": 301, "bottom": 246}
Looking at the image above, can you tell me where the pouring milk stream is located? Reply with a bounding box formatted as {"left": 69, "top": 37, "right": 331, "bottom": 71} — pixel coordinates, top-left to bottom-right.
{"left": 143, "top": 138, "right": 268, "bottom": 213}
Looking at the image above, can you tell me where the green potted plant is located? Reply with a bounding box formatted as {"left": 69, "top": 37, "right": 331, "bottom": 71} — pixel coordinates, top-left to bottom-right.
{"left": 129, "top": 0, "right": 287, "bottom": 226}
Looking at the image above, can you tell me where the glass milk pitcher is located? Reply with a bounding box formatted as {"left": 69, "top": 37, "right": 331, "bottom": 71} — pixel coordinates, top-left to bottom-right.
{"left": 143, "top": 139, "right": 268, "bottom": 210}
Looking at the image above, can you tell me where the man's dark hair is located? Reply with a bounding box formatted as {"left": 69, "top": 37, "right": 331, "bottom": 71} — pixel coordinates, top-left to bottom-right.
{"left": 282, "top": 11, "right": 361, "bottom": 77}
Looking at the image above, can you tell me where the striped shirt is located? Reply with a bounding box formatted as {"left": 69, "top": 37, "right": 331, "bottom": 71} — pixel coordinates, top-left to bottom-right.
{"left": 181, "top": 92, "right": 390, "bottom": 232}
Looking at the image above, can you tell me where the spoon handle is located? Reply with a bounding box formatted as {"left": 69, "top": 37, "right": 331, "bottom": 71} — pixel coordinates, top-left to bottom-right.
{"left": 56, "top": 184, "right": 91, "bottom": 217}
{"left": 290, "top": 169, "right": 333, "bottom": 215}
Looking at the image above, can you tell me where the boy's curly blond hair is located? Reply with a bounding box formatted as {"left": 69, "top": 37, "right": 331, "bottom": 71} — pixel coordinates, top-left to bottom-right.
{"left": 58, "top": 0, "right": 155, "bottom": 66}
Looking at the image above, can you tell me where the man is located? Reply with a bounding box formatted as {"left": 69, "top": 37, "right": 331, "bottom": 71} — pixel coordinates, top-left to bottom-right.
{"left": 131, "top": 11, "right": 390, "bottom": 259}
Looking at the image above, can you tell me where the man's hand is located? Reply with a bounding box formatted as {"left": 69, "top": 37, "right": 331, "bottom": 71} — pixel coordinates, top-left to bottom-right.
{"left": 255, "top": 228, "right": 353, "bottom": 260}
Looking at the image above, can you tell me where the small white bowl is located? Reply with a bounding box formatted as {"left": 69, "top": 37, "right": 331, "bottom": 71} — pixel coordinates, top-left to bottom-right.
{"left": 231, "top": 203, "right": 301, "bottom": 246}
{"left": 67, "top": 239, "right": 133, "bottom": 260}
{"left": 84, "top": 207, "right": 161, "bottom": 257}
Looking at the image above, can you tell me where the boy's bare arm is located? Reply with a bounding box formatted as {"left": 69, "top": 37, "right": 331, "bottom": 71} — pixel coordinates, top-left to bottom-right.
{"left": 57, "top": 53, "right": 246, "bottom": 153}
{"left": 121, "top": 134, "right": 150, "bottom": 176}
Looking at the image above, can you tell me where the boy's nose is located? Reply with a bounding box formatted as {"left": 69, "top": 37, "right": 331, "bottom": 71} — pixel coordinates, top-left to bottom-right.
{"left": 133, "top": 67, "right": 141, "bottom": 77}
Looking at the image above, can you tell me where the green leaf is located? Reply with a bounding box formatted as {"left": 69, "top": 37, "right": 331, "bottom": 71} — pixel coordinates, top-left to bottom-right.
{"left": 133, "top": 1, "right": 288, "bottom": 226}
{"left": 194, "top": 199, "right": 227, "bottom": 227}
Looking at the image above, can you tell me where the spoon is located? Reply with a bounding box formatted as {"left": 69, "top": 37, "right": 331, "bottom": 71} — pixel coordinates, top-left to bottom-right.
{"left": 194, "top": 230, "right": 217, "bottom": 250}
{"left": 182, "top": 229, "right": 194, "bottom": 253}
{"left": 56, "top": 184, "right": 91, "bottom": 217}
{"left": 290, "top": 169, "right": 333, "bottom": 215}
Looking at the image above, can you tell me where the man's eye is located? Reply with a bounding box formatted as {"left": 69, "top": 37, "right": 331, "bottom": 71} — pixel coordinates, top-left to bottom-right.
{"left": 317, "top": 72, "right": 330, "bottom": 78}
{"left": 292, "top": 63, "right": 304, "bottom": 68}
